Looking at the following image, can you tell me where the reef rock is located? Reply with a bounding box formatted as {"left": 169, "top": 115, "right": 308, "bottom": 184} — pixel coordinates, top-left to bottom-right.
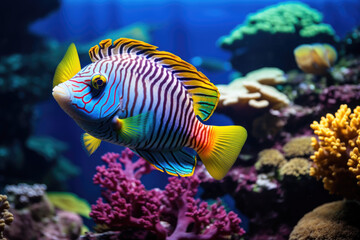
{"left": 290, "top": 200, "right": 360, "bottom": 240}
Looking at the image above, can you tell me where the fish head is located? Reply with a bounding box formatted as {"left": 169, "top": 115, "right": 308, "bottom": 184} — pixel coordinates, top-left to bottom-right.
{"left": 52, "top": 44, "right": 121, "bottom": 126}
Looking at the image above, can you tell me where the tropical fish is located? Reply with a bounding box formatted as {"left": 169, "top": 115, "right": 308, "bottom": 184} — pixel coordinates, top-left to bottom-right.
{"left": 52, "top": 38, "right": 247, "bottom": 180}
{"left": 293, "top": 43, "right": 337, "bottom": 75}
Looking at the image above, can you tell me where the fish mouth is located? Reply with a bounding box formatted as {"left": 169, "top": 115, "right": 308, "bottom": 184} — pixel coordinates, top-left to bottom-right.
{"left": 52, "top": 84, "right": 82, "bottom": 120}
{"left": 52, "top": 84, "right": 71, "bottom": 104}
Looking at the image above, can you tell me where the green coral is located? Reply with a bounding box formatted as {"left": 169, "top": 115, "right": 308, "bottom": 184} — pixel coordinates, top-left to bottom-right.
{"left": 300, "top": 24, "right": 336, "bottom": 38}
{"left": 218, "top": 2, "right": 337, "bottom": 73}
{"left": 47, "top": 192, "right": 91, "bottom": 218}
{"left": 220, "top": 2, "right": 334, "bottom": 47}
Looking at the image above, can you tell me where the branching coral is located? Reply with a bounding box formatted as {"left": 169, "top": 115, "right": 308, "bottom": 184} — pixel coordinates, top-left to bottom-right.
{"left": 283, "top": 136, "right": 314, "bottom": 158}
{"left": 89, "top": 150, "right": 162, "bottom": 236}
{"left": 0, "top": 195, "right": 13, "bottom": 240}
{"left": 310, "top": 104, "right": 360, "bottom": 199}
{"left": 89, "top": 148, "right": 245, "bottom": 240}
{"left": 218, "top": 2, "right": 337, "bottom": 73}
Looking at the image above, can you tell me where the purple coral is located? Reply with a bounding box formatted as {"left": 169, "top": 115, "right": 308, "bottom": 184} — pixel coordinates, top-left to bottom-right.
{"left": 89, "top": 148, "right": 245, "bottom": 240}
{"left": 163, "top": 177, "right": 245, "bottom": 240}
{"left": 90, "top": 149, "right": 165, "bottom": 238}
{"left": 319, "top": 84, "right": 360, "bottom": 109}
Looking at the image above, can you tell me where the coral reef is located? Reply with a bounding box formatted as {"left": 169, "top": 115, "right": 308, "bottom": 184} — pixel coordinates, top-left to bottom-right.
{"left": 319, "top": 84, "right": 360, "bottom": 110}
{"left": 279, "top": 158, "right": 310, "bottom": 178}
{"left": 217, "top": 68, "right": 288, "bottom": 115}
{"left": 310, "top": 104, "right": 360, "bottom": 200}
{"left": 88, "top": 148, "right": 245, "bottom": 240}
{"left": 289, "top": 200, "right": 360, "bottom": 240}
{"left": 255, "top": 149, "right": 286, "bottom": 173}
{"left": 5, "top": 183, "right": 46, "bottom": 209}
{"left": 294, "top": 43, "right": 337, "bottom": 75}
{"left": 198, "top": 131, "right": 341, "bottom": 239}
{"left": 0, "top": 195, "right": 14, "bottom": 240}
{"left": 4, "top": 183, "right": 83, "bottom": 240}
{"left": 216, "top": 68, "right": 289, "bottom": 147}
{"left": 283, "top": 136, "right": 313, "bottom": 158}
{"left": 218, "top": 2, "right": 337, "bottom": 73}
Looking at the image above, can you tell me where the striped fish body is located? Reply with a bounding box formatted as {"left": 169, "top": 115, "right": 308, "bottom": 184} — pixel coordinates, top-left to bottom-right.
{"left": 52, "top": 38, "right": 247, "bottom": 179}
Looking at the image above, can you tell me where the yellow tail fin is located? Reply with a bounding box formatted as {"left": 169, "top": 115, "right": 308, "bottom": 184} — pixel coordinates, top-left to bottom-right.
{"left": 198, "top": 125, "right": 247, "bottom": 180}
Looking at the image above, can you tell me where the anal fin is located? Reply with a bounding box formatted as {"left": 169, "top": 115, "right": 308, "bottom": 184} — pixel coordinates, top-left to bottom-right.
{"left": 134, "top": 149, "right": 196, "bottom": 177}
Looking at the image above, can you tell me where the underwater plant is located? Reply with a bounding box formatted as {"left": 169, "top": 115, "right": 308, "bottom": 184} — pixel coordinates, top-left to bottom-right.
{"left": 218, "top": 2, "right": 337, "bottom": 73}
{"left": 87, "top": 148, "right": 245, "bottom": 240}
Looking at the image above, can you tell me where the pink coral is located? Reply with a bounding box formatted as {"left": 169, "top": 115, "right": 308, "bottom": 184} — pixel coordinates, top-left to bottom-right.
{"left": 89, "top": 148, "right": 245, "bottom": 240}
{"left": 164, "top": 177, "right": 245, "bottom": 240}
{"left": 90, "top": 149, "right": 165, "bottom": 238}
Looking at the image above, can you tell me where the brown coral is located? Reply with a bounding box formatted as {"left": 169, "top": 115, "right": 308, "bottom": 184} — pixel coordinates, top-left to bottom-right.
{"left": 283, "top": 136, "right": 314, "bottom": 158}
{"left": 0, "top": 195, "right": 13, "bottom": 240}
{"left": 289, "top": 200, "right": 360, "bottom": 240}
{"left": 280, "top": 158, "right": 310, "bottom": 177}
{"left": 310, "top": 104, "right": 360, "bottom": 199}
{"left": 255, "top": 149, "right": 287, "bottom": 172}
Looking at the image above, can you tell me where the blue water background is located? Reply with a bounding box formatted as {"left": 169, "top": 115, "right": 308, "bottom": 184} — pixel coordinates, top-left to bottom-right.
{"left": 31, "top": 0, "right": 360, "bottom": 211}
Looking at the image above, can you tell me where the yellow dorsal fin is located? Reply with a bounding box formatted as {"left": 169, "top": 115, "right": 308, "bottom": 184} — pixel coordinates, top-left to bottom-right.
{"left": 88, "top": 38, "right": 219, "bottom": 121}
{"left": 53, "top": 43, "right": 81, "bottom": 87}
{"left": 82, "top": 133, "right": 101, "bottom": 155}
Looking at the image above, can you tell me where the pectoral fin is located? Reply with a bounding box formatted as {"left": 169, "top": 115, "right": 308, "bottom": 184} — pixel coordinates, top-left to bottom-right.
{"left": 113, "top": 112, "right": 153, "bottom": 145}
{"left": 82, "top": 133, "right": 101, "bottom": 155}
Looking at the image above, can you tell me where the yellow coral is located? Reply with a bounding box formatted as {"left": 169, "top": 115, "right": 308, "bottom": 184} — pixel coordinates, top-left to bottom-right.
{"left": 255, "top": 149, "right": 286, "bottom": 171}
{"left": 47, "top": 192, "right": 91, "bottom": 218}
{"left": 283, "top": 136, "right": 314, "bottom": 158}
{"left": 0, "top": 195, "right": 13, "bottom": 240}
{"left": 310, "top": 104, "right": 360, "bottom": 199}
{"left": 280, "top": 158, "right": 310, "bottom": 177}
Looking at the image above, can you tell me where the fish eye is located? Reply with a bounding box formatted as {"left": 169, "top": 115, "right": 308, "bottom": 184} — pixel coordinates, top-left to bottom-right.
{"left": 92, "top": 74, "right": 107, "bottom": 89}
